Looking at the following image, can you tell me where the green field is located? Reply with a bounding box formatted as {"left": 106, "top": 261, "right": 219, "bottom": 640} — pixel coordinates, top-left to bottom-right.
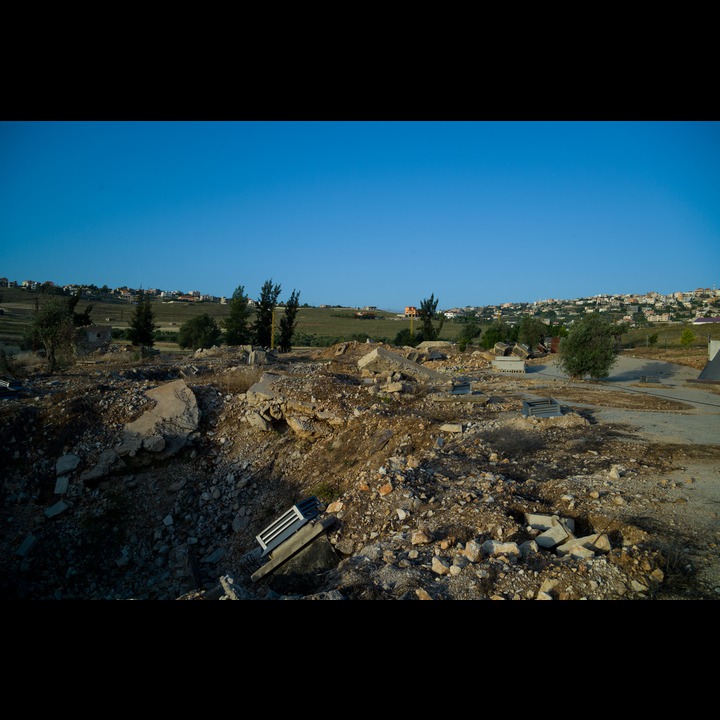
{"left": 0, "top": 287, "right": 456, "bottom": 351}
{"left": 2, "top": 285, "right": 718, "bottom": 353}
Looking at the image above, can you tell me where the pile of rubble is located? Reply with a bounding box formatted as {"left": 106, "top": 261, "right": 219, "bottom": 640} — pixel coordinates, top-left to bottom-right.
{"left": 0, "top": 341, "right": 715, "bottom": 600}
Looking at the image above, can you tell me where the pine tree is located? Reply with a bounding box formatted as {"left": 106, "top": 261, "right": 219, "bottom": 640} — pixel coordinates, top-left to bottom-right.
{"left": 418, "top": 293, "right": 444, "bottom": 341}
{"left": 224, "top": 285, "right": 253, "bottom": 345}
{"left": 253, "top": 279, "right": 281, "bottom": 348}
{"left": 127, "top": 290, "right": 156, "bottom": 347}
{"left": 278, "top": 289, "right": 300, "bottom": 352}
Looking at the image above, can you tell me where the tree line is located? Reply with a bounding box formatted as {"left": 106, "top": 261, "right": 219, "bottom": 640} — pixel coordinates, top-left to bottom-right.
{"left": 398, "top": 293, "right": 628, "bottom": 381}
{"left": 24, "top": 279, "right": 301, "bottom": 372}
{"left": 16, "top": 285, "right": 639, "bottom": 381}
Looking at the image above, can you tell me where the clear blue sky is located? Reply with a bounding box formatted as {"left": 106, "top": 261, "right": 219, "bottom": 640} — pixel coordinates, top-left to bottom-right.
{"left": 2, "top": 120, "right": 719, "bottom": 313}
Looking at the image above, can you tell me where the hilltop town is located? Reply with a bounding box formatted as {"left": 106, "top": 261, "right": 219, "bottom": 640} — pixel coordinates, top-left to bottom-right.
{"left": 2, "top": 276, "right": 719, "bottom": 329}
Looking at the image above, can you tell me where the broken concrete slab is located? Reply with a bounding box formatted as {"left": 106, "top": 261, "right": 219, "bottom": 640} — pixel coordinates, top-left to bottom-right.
{"left": 482, "top": 540, "right": 521, "bottom": 559}
{"left": 358, "top": 346, "right": 447, "bottom": 383}
{"left": 247, "top": 350, "right": 267, "bottom": 365}
{"left": 556, "top": 533, "right": 612, "bottom": 557}
{"left": 246, "top": 411, "right": 271, "bottom": 431}
{"left": 525, "top": 513, "right": 576, "bottom": 534}
{"left": 79, "top": 449, "right": 121, "bottom": 484}
{"left": 45, "top": 500, "right": 70, "bottom": 519}
{"left": 440, "top": 423, "right": 463, "bottom": 433}
{"left": 416, "top": 341, "right": 453, "bottom": 350}
{"left": 54, "top": 476, "right": 70, "bottom": 494}
{"left": 120, "top": 379, "right": 199, "bottom": 457}
{"left": 286, "top": 415, "right": 330, "bottom": 439}
{"left": 381, "top": 381, "right": 406, "bottom": 393}
{"left": 56, "top": 454, "right": 80, "bottom": 476}
{"left": 246, "top": 372, "right": 283, "bottom": 403}
{"left": 535, "top": 523, "right": 570, "bottom": 548}
{"left": 15, "top": 533, "right": 37, "bottom": 557}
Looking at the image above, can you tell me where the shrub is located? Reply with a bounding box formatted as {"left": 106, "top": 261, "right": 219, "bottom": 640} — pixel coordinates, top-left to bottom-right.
{"left": 557, "top": 313, "right": 618, "bottom": 380}
{"left": 178, "top": 313, "right": 222, "bottom": 350}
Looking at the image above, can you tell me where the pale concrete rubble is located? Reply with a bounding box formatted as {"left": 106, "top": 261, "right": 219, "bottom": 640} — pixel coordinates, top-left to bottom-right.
{"left": 358, "top": 346, "right": 448, "bottom": 383}
{"left": 1, "top": 341, "right": 710, "bottom": 601}
{"left": 118, "top": 379, "right": 200, "bottom": 458}
{"left": 54, "top": 476, "right": 70, "bottom": 494}
{"left": 439, "top": 422, "right": 463, "bottom": 433}
{"left": 482, "top": 540, "right": 522, "bottom": 560}
{"left": 79, "top": 449, "right": 122, "bottom": 484}
{"left": 556, "top": 533, "right": 612, "bottom": 557}
{"left": 45, "top": 500, "right": 70, "bottom": 518}
{"left": 56, "top": 454, "right": 80, "bottom": 476}
{"left": 15, "top": 534, "right": 37, "bottom": 557}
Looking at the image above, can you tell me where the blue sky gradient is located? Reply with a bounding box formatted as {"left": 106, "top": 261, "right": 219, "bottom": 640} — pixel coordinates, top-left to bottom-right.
{"left": 2, "top": 120, "right": 718, "bottom": 312}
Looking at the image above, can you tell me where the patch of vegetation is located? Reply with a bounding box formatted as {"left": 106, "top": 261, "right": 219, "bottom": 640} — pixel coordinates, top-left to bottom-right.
{"left": 477, "top": 427, "right": 547, "bottom": 458}
{"left": 308, "top": 480, "right": 342, "bottom": 503}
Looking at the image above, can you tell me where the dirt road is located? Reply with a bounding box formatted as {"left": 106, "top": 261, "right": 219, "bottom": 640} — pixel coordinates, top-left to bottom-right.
{"left": 521, "top": 353, "right": 720, "bottom": 597}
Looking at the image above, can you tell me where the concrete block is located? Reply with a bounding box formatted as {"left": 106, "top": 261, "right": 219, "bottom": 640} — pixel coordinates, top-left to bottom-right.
{"left": 16, "top": 533, "right": 37, "bottom": 557}
{"left": 54, "top": 476, "right": 70, "bottom": 494}
{"left": 44, "top": 501, "right": 70, "bottom": 519}
{"left": 358, "top": 346, "right": 445, "bottom": 382}
{"left": 536, "top": 523, "right": 570, "bottom": 548}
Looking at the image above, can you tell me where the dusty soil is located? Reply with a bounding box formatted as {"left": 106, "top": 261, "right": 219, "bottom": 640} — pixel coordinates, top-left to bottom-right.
{"left": 1, "top": 342, "right": 718, "bottom": 601}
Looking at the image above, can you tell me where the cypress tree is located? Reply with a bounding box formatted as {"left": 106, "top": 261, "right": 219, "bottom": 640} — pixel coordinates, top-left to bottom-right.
{"left": 127, "top": 290, "right": 156, "bottom": 347}
{"left": 253, "top": 279, "right": 281, "bottom": 348}
{"left": 278, "top": 289, "right": 300, "bottom": 352}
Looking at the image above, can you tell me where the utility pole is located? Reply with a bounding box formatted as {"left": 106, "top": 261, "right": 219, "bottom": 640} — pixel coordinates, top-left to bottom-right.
{"left": 271, "top": 307, "right": 275, "bottom": 350}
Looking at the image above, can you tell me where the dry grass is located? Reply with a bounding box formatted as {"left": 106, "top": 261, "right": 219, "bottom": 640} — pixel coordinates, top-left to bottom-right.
{"left": 204, "top": 366, "right": 265, "bottom": 395}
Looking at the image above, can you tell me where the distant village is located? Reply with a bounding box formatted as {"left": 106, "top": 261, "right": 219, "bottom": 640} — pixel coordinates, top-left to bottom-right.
{"left": 2, "top": 277, "right": 719, "bottom": 329}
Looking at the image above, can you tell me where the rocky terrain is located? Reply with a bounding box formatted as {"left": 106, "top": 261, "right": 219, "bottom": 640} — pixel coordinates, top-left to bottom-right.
{"left": 2, "top": 340, "right": 719, "bottom": 601}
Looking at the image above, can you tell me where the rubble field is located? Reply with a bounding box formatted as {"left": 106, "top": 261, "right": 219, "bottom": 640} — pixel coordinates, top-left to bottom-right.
{"left": 1, "top": 340, "right": 719, "bottom": 601}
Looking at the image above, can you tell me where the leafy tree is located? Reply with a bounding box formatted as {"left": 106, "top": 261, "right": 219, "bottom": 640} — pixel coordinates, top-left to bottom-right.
{"left": 127, "top": 290, "right": 156, "bottom": 347}
{"left": 455, "top": 321, "right": 482, "bottom": 348}
{"left": 546, "top": 321, "right": 568, "bottom": 339}
{"left": 278, "top": 289, "right": 301, "bottom": 352}
{"left": 253, "top": 279, "right": 282, "bottom": 348}
{"left": 557, "top": 313, "right": 618, "bottom": 380}
{"left": 38, "top": 281, "right": 64, "bottom": 295}
{"left": 481, "top": 320, "right": 509, "bottom": 350}
{"left": 30, "top": 295, "right": 76, "bottom": 373}
{"left": 178, "top": 313, "right": 221, "bottom": 350}
{"left": 648, "top": 333, "right": 659, "bottom": 346}
{"left": 394, "top": 328, "right": 422, "bottom": 347}
{"left": 610, "top": 321, "right": 629, "bottom": 351}
{"left": 69, "top": 289, "right": 93, "bottom": 327}
{"left": 680, "top": 327, "right": 695, "bottom": 347}
{"left": 224, "top": 285, "right": 253, "bottom": 345}
{"left": 633, "top": 307, "right": 649, "bottom": 326}
{"left": 418, "top": 293, "right": 444, "bottom": 341}
{"left": 517, "top": 316, "right": 547, "bottom": 349}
